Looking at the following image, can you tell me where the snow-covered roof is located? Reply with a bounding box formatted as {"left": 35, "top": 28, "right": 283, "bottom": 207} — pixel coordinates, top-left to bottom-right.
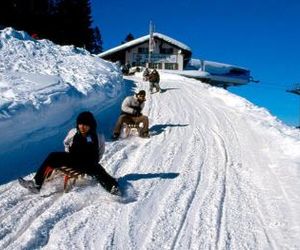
{"left": 99, "top": 32, "right": 192, "bottom": 57}
{"left": 188, "top": 58, "right": 250, "bottom": 72}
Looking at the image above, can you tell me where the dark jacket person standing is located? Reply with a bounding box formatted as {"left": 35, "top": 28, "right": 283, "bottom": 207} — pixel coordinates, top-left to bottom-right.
{"left": 149, "top": 69, "right": 161, "bottom": 93}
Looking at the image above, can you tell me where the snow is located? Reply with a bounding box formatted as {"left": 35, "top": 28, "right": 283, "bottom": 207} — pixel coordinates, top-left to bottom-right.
{"left": 188, "top": 58, "right": 250, "bottom": 72}
{"left": 0, "top": 27, "right": 123, "bottom": 181}
{"left": 162, "top": 69, "right": 211, "bottom": 78}
{"left": 1, "top": 28, "right": 300, "bottom": 249}
{"left": 182, "top": 59, "right": 251, "bottom": 85}
{"left": 99, "top": 32, "right": 191, "bottom": 58}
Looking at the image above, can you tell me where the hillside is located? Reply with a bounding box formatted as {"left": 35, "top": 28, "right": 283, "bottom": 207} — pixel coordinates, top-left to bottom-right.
{"left": 1, "top": 73, "right": 300, "bottom": 249}
{"left": 0, "top": 28, "right": 300, "bottom": 250}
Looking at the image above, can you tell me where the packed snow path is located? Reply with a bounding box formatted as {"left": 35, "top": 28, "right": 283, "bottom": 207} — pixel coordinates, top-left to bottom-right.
{"left": 1, "top": 74, "right": 299, "bottom": 249}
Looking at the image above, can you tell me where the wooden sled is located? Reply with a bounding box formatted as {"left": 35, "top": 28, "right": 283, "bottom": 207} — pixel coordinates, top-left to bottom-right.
{"left": 44, "top": 166, "right": 86, "bottom": 192}
{"left": 120, "top": 122, "right": 143, "bottom": 138}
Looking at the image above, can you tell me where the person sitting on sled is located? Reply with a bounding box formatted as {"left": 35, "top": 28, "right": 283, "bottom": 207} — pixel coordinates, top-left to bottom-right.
{"left": 19, "top": 111, "right": 120, "bottom": 195}
{"left": 112, "top": 90, "right": 149, "bottom": 140}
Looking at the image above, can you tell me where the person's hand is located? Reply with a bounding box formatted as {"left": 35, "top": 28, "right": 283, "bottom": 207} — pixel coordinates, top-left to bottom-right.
{"left": 133, "top": 109, "right": 142, "bottom": 116}
{"left": 133, "top": 110, "right": 138, "bottom": 116}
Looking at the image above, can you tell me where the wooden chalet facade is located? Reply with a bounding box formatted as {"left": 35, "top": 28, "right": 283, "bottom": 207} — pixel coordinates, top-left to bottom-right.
{"left": 99, "top": 32, "right": 192, "bottom": 71}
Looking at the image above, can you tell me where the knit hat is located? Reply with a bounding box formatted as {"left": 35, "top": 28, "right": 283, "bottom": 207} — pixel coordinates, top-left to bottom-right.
{"left": 76, "top": 111, "right": 97, "bottom": 130}
{"left": 136, "top": 90, "right": 146, "bottom": 97}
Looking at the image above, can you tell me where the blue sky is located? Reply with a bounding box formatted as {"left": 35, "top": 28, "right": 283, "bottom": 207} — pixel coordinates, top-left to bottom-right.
{"left": 91, "top": 0, "right": 300, "bottom": 127}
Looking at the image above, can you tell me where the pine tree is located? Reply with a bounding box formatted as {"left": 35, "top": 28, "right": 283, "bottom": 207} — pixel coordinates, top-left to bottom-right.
{"left": 0, "top": 0, "right": 52, "bottom": 38}
{"left": 0, "top": 0, "right": 16, "bottom": 29}
{"left": 55, "top": 0, "right": 93, "bottom": 49}
{"left": 122, "top": 33, "right": 134, "bottom": 44}
{"left": 90, "top": 27, "right": 103, "bottom": 54}
{"left": 0, "top": 0, "right": 102, "bottom": 53}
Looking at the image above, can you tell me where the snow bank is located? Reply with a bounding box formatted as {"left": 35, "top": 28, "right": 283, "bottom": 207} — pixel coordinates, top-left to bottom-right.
{"left": 0, "top": 27, "right": 122, "bottom": 117}
{"left": 0, "top": 28, "right": 124, "bottom": 181}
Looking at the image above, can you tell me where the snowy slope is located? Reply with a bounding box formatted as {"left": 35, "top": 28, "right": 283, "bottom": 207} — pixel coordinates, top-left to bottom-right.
{"left": 1, "top": 71, "right": 300, "bottom": 249}
{"left": 1, "top": 28, "right": 300, "bottom": 249}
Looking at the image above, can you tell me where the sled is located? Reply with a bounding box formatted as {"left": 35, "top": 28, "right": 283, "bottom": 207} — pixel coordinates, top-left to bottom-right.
{"left": 47, "top": 167, "right": 122, "bottom": 195}
{"left": 58, "top": 166, "right": 86, "bottom": 192}
{"left": 43, "top": 166, "right": 86, "bottom": 192}
{"left": 120, "top": 122, "right": 142, "bottom": 138}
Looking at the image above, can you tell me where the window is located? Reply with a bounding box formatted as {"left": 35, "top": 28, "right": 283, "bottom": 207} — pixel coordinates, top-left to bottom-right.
{"left": 138, "top": 47, "right": 149, "bottom": 54}
{"left": 136, "top": 62, "right": 146, "bottom": 67}
{"left": 160, "top": 48, "right": 174, "bottom": 54}
{"left": 164, "top": 63, "right": 178, "bottom": 70}
{"left": 148, "top": 63, "right": 162, "bottom": 69}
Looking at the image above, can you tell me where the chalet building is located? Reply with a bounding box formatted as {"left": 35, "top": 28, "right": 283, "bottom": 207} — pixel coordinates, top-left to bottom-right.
{"left": 99, "top": 31, "right": 254, "bottom": 88}
{"left": 99, "top": 32, "right": 192, "bottom": 71}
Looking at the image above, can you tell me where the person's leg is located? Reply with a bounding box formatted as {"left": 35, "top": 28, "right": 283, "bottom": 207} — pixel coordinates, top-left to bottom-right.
{"left": 89, "top": 164, "right": 118, "bottom": 192}
{"left": 34, "top": 152, "right": 71, "bottom": 187}
{"left": 154, "top": 82, "right": 161, "bottom": 92}
{"left": 149, "top": 82, "right": 154, "bottom": 93}
{"left": 113, "top": 114, "right": 134, "bottom": 137}
{"left": 134, "top": 115, "right": 149, "bottom": 136}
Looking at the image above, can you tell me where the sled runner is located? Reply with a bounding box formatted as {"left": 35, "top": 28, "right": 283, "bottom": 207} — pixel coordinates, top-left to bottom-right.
{"left": 55, "top": 166, "right": 86, "bottom": 192}
{"left": 37, "top": 165, "right": 86, "bottom": 192}
{"left": 120, "top": 122, "right": 141, "bottom": 138}
{"left": 119, "top": 122, "right": 150, "bottom": 139}
{"left": 48, "top": 167, "right": 121, "bottom": 195}
{"left": 19, "top": 166, "right": 122, "bottom": 195}
{"left": 27, "top": 166, "right": 86, "bottom": 193}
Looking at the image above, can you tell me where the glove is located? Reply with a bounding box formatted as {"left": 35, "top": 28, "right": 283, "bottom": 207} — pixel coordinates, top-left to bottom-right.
{"left": 133, "top": 106, "right": 142, "bottom": 116}
{"left": 133, "top": 109, "right": 142, "bottom": 116}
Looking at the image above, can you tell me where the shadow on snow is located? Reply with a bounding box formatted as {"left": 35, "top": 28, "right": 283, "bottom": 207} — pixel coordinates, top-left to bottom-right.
{"left": 160, "top": 87, "right": 180, "bottom": 93}
{"left": 119, "top": 172, "right": 180, "bottom": 182}
{"left": 150, "top": 123, "right": 189, "bottom": 136}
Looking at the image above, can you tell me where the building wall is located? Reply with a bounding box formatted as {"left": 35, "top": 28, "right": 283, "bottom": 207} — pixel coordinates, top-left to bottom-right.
{"left": 124, "top": 39, "right": 185, "bottom": 70}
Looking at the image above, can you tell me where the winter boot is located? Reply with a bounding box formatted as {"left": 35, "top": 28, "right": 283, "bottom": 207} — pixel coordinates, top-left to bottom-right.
{"left": 110, "top": 185, "right": 122, "bottom": 196}
{"left": 18, "top": 178, "right": 41, "bottom": 194}
{"left": 140, "top": 131, "right": 150, "bottom": 138}
{"left": 112, "top": 133, "right": 120, "bottom": 141}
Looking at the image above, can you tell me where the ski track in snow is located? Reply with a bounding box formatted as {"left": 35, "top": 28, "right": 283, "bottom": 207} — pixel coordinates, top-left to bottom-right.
{"left": 1, "top": 74, "right": 300, "bottom": 249}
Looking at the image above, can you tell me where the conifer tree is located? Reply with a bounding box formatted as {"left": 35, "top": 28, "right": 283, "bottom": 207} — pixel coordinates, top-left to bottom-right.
{"left": 90, "top": 27, "right": 103, "bottom": 54}
{"left": 0, "top": 0, "right": 103, "bottom": 53}
{"left": 55, "top": 0, "right": 95, "bottom": 50}
{"left": 122, "top": 33, "right": 134, "bottom": 44}
{"left": 0, "top": 0, "right": 52, "bottom": 38}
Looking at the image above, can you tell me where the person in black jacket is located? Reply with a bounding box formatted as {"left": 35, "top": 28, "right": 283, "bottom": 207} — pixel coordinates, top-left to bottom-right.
{"left": 19, "top": 111, "right": 120, "bottom": 195}
{"left": 143, "top": 68, "right": 150, "bottom": 81}
{"left": 149, "top": 69, "right": 161, "bottom": 93}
